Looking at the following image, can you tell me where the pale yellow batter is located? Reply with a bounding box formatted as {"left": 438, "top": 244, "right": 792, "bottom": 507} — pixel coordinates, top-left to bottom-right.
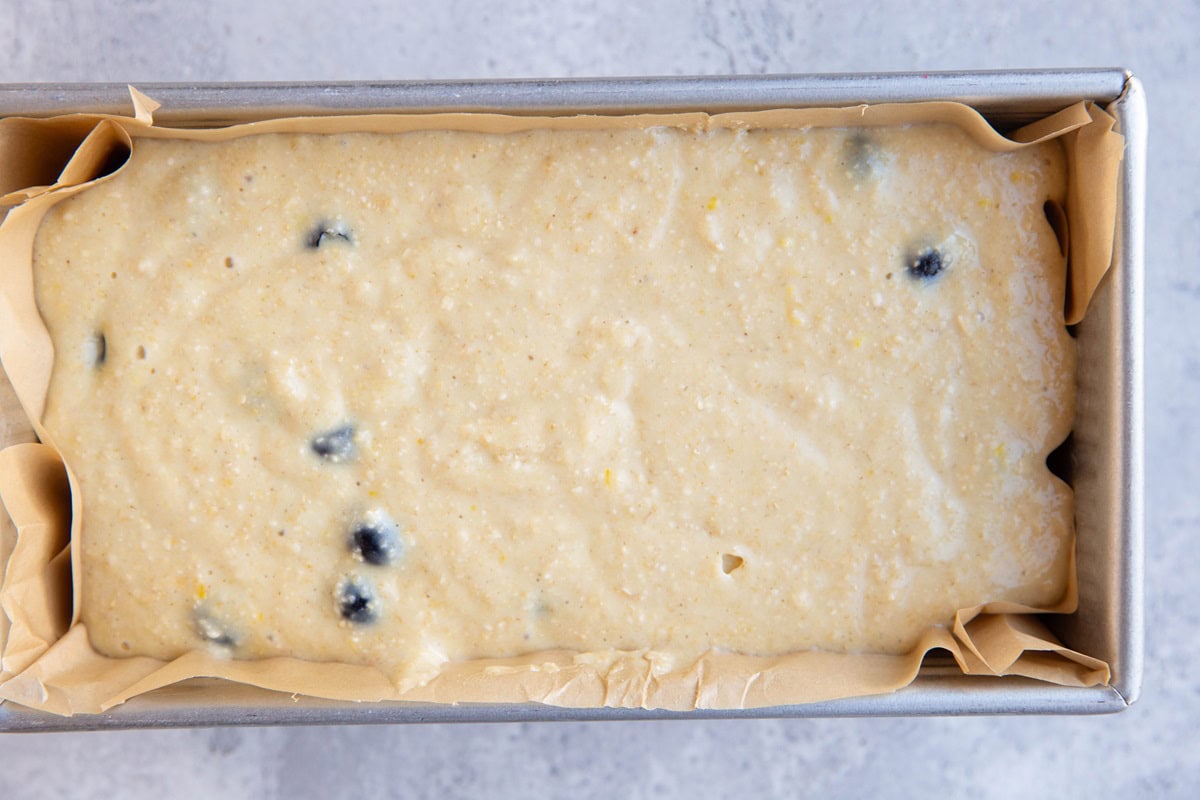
{"left": 32, "top": 124, "right": 1073, "bottom": 686}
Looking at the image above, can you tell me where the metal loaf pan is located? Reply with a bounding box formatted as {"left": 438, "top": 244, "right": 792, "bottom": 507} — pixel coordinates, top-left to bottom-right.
{"left": 0, "top": 70, "right": 1145, "bottom": 730}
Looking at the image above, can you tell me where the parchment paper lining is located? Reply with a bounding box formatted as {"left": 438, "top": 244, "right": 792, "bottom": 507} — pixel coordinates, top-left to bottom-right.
{"left": 0, "top": 89, "right": 1122, "bottom": 715}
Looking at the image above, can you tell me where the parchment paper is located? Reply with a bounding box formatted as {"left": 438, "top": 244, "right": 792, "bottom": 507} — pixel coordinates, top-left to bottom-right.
{"left": 0, "top": 88, "right": 1122, "bottom": 714}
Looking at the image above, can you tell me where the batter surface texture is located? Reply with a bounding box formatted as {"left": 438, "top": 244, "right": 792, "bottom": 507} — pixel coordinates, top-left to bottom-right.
{"left": 32, "top": 124, "right": 1074, "bottom": 684}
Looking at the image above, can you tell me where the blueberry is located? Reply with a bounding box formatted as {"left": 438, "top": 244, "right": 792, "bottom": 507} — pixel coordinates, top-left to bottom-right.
{"left": 842, "top": 132, "right": 881, "bottom": 181}
{"left": 311, "top": 425, "right": 356, "bottom": 463}
{"left": 84, "top": 332, "right": 106, "bottom": 368}
{"left": 907, "top": 247, "right": 946, "bottom": 279}
{"left": 193, "top": 610, "right": 237, "bottom": 648}
{"left": 306, "top": 222, "right": 352, "bottom": 249}
{"left": 351, "top": 514, "right": 402, "bottom": 566}
{"left": 336, "top": 578, "right": 378, "bottom": 624}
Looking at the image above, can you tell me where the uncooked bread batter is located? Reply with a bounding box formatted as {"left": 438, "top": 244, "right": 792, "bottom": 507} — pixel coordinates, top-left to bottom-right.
{"left": 32, "top": 124, "right": 1073, "bottom": 686}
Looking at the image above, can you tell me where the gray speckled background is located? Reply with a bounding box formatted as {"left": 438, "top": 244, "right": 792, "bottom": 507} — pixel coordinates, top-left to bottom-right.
{"left": 1, "top": 1, "right": 1197, "bottom": 796}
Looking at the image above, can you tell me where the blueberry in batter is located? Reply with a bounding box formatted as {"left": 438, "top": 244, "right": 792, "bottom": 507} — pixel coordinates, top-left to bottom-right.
{"left": 907, "top": 247, "right": 946, "bottom": 279}
{"left": 336, "top": 578, "right": 378, "bottom": 624}
{"left": 350, "top": 516, "right": 402, "bottom": 566}
{"left": 84, "top": 332, "right": 106, "bottom": 367}
{"left": 193, "top": 610, "right": 237, "bottom": 648}
{"left": 310, "top": 425, "right": 356, "bottom": 463}
{"left": 306, "top": 222, "right": 352, "bottom": 249}
{"left": 841, "top": 132, "right": 882, "bottom": 181}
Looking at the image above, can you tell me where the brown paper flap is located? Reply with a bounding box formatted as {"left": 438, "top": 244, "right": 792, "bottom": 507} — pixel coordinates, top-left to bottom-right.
{"left": 0, "top": 117, "right": 118, "bottom": 205}
{"left": 0, "top": 444, "right": 70, "bottom": 683}
{"left": 0, "top": 370, "right": 38, "bottom": 662}
{"left": 52, "top": 120, "right": 132, "bottom": 195}
{"left": 0, "top": 89, "right": 1123, "bottom": 714}
{"left": 1010, "top": 103, "right": 1094, "bottom": 144}
{"left": 129, "top": 87, "right": 161, "bottom": 125}
{"left": 1064, "top": 104, "right": 1123, "bottom": 324}
{"left": 957, "top": 613, "right": 1109, "bottom": 686}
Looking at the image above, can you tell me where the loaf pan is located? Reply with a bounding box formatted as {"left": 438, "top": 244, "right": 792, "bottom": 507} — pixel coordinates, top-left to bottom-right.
{"left": 0, "top": 69, "right": 1145, "bottom": 730}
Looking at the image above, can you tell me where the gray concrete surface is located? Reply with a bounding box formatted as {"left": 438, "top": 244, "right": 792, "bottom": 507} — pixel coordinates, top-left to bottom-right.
{"left": 1, "top": 0, "right": 1197, "bottom": 797}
